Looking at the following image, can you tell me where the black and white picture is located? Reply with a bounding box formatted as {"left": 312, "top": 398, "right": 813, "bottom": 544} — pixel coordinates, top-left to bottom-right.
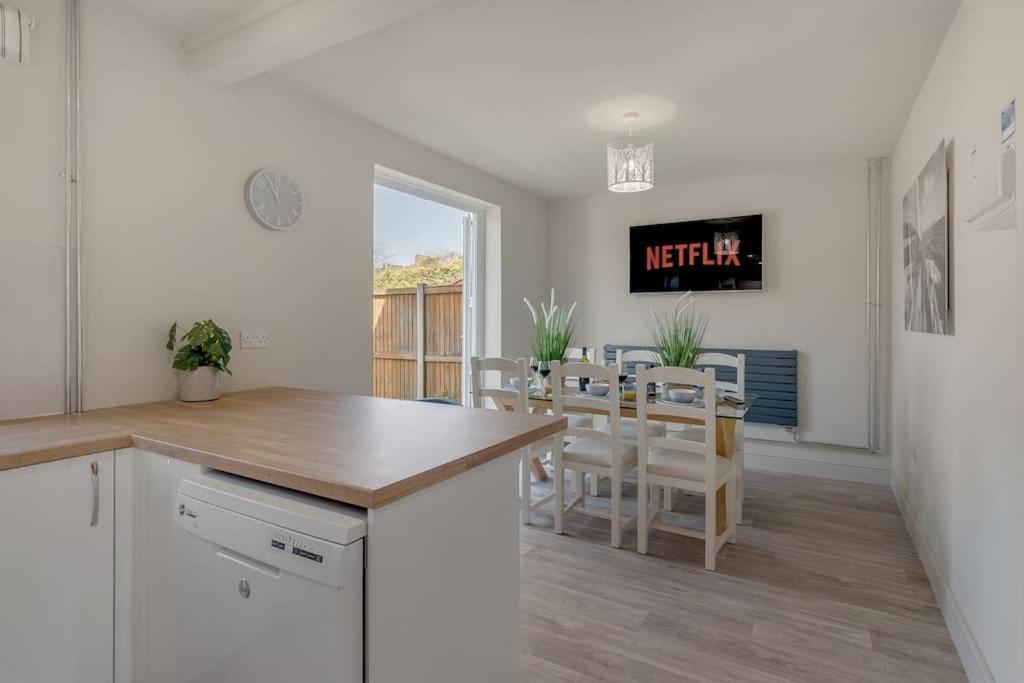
{"left": 903, "top": 140, "right": 950, "bottom": 335}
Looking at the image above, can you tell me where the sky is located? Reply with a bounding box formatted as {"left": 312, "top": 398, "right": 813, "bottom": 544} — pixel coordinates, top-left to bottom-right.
{"left": 373, "top": 185, "right": 468, "bottom": 265}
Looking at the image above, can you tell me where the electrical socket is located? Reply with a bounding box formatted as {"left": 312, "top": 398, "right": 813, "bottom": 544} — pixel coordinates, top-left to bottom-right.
{"left": 240, "top": 329, "right": 271, "bottom": 349}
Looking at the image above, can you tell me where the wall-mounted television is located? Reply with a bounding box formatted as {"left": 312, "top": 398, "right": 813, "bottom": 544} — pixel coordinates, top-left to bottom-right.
{"left": 629, "top": 214, "right": 763, "bottom": 293}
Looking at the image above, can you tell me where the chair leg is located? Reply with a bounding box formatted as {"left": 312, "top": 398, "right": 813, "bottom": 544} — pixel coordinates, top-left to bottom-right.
{"left": 735, "top": 421, "right": 745, "bottom": 525}
{"left": 662, "top": 485, "right": 672, "bottom": 511}
{"left": 589, "top": 473, "right": 599, "bottom": 497}
{"left": 726, "top": 476, "right": 737, "bottom": 545}
{"left": 553, "top": 447, "right": 564, "bottom": 535}
{"left": 521, "top": 448, "right": 531, "bottom": 525}
{"left": 652, "top": 484, "right": 663, "bottom": 526}
{"left": 573, "top": 471, "right": 585, "bottom": 509}
{"left": 704, "top": 487, "right": 716, "bottom": 571}
{"left": 610, "top": 470, "right": 623, "bottom": 549}
{"left": 637, "top": 479, "right": 649, "bottom": 555}
{"left": 736, "top": 444, "right": 745, "bottom": 525}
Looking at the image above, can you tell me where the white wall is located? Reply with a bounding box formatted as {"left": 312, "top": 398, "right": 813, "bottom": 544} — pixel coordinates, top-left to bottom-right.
{"left": 70, "top": 0, "right": 548, "bottom": 410}
{"left": 888, "top": 0, "right": 1023, "bottom": 679}
{"left": 0, "top": 0, "right": 67, "bottom": 419}
{"left": 548, "top": 162, "right": 876, "bottom": 454}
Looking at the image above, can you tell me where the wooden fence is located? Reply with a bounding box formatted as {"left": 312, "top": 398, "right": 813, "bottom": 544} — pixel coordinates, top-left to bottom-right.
{"left": 372, "top": 284, "right": 462, "bottom": 400}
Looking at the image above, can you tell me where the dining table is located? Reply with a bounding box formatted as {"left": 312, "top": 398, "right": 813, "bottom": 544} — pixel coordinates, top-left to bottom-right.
{"left": 526, "top": 387, "right": 756, "bottom": 535}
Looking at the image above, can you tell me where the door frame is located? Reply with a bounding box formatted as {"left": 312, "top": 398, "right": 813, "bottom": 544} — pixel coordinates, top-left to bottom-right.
{"left": 373, "top": 166, "right": 494, "bottom": 404}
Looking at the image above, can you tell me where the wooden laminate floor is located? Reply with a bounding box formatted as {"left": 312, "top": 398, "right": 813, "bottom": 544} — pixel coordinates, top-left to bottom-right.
{"left": 520, "top": 470, "right": 966, "bottom": 682}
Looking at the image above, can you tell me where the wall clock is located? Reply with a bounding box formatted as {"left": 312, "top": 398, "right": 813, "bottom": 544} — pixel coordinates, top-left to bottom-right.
{"left": 244, "top": 168, "right": 304, "bottom": 230}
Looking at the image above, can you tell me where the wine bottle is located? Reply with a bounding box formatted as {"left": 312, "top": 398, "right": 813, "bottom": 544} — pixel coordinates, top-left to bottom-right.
{"left": 578, "top": 347, "right": 590, "bottom": 393}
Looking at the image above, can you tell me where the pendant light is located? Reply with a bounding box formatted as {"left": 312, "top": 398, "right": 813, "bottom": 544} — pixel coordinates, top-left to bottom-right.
{"left": 607, "top": 112, "right": 654, "bottom": 193}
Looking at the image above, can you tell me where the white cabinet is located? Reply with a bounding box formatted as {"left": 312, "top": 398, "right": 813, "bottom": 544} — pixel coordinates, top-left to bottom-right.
{"left": 114, "top": 448, "right": 204, "bottom": 683}
{"left": 0, "top": 452, "right": 115, "bottom": 683}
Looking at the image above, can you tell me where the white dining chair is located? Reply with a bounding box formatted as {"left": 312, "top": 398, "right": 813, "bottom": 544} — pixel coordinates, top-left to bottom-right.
{"left": 550, "top": 360, "right": 637, "bottom": 548}
{"left": 660, "top": 352, "right": 746, "bottom": 520}
{"left": 605, "top": 348, "right": 666, "bottom": 442}
{"left": 562, "top": 346, "right": 598, "bottom": 432}
{"left": 470, "top": 356, "right": 555, "bottom": 525}
{"left": 584, "top": 349, "right": 663, "bottom": 499}
{"left": 565, "top": 345, "right": 601, "bottom": 495}
{"left": 696, "top": 352, "right": 745, "bottom": 523}
{"left": 615, "top": 348, "right": 661, "bottom": 374}
{"left": 636, "top": 365, "right": 736, "bottom": 571}
{"left": 525, "top": 347, "right": 598, "bottom": 500}
{"left": 470, "top": 355, "right": 527, "bottom": 413}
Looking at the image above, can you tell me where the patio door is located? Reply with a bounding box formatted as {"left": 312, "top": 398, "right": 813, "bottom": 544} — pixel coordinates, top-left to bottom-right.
{"left": 372, "top": 171, "right": 482, "bottom": 404}
{"left": 461, "top": 212, "right": 479, "bottom": 402}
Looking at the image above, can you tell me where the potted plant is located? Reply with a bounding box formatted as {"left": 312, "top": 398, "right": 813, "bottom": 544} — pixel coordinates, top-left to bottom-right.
{"left": 647, "top": 292, "right": 709, "bottom": 398}
{"left": 524, "top": 289, "right": 577, "bottom": 392}
{"left": 166, "top": 320, "right": 233, "bottom": 402}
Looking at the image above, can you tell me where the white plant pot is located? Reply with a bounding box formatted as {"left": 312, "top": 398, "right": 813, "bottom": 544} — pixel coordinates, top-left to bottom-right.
{"left": 178, "top": 367, "right": 221, "bottom": 402}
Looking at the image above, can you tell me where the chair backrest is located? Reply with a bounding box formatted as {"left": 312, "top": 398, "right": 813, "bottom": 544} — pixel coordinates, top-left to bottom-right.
{"left": 636, "top": 365, "right": 718, "bottom": 484}
{"left": 696, "top": 352, "right": 745, "bottom": 398}
{"left": 616, "top": 348, "right": 661, "bottom": 372}
{"left": 469, "top": 356, "right": 528, "bottom": 413}
{"left": 550, "top": 360, "right": 622, "bottom": 444}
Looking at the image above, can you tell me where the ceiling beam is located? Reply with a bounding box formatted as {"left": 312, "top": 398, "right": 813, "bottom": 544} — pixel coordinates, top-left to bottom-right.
{"left": 187, "top": 0, "right": 452, "bottom": 87}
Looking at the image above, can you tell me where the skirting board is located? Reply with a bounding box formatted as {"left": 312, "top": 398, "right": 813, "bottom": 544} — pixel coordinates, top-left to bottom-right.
{"left": 744, "top": 440, "right": 891, "bottom": 485}
{"left": 891, "top": 473, "right": 996, "bottom": 683}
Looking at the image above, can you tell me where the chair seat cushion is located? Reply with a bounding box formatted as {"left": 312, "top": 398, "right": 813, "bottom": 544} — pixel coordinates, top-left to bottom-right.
{"left": 600, "top": 418, "right": 665, "bottom": 441}
{"left": 646, "top": 447, "right": 732, "bottom": 482}
{"left": 668, "top": 426, "right": 706, "bottom": 441}
{"left": 563, "top": 438, "right": 637, "bottom": 469}
{"left": 567, "top": 413, "right": 594, "bottom": 430}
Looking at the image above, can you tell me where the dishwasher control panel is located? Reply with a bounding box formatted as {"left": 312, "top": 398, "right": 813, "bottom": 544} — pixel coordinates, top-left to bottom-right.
{"left": 176, "top": 491, "right": 364, "bottom": 589}
{"left": 269, "top": 531, "right": 325, "bottom": 564}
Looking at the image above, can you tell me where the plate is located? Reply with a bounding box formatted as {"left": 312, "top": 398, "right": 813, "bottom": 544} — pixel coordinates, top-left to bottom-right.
{"left": 655, "top": 397, "right": 705, "bottom": 407}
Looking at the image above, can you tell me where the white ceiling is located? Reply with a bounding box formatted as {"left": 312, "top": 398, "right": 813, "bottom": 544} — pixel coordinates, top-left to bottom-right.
{"left": 116, "top": 0, "right": 294, "bottom": 42}
{"left": 117, "top": 0, "right": 961, "bottom": 199}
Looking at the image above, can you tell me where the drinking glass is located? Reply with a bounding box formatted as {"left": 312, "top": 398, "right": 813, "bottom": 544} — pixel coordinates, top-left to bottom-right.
{"left": 538, "top": 361, "right": 551, "bottom": 395}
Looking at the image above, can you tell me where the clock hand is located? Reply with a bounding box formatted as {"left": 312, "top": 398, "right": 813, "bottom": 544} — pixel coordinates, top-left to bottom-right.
{"left": 269, "top": 175, "right": 280, "bottom": 203}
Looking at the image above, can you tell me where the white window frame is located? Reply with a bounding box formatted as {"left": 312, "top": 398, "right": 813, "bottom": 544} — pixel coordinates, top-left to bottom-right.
{"left": 373, "top": 166, "right": 493, "bottom": 405}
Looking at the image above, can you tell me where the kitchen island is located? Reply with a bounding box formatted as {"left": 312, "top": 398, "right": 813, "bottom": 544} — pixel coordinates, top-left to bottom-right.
{"left": 0, "top": 388, "right": 564, "bottom": 683}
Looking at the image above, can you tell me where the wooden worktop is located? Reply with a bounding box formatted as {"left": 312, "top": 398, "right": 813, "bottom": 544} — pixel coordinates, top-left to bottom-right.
{"left": 0, "top": 388, "right": 564, "bottom": 508}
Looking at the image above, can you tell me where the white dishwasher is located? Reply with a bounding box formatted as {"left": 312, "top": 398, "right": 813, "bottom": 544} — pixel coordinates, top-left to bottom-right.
{"left": 173, "top": 470, "right": 366, "bottom": 683}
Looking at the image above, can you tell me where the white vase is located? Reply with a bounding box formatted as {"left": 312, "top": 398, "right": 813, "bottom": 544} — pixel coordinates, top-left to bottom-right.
{"left": 178, "top": 367, "right": 221, "bottom": 402}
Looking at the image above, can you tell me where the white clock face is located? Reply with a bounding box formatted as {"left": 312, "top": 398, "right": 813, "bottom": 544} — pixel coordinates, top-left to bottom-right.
{"left": 245, "top": 168, "right": 304, "bottom": 230}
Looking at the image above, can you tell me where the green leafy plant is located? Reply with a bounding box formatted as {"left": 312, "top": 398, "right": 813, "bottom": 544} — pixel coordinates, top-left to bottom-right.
{"left": 524, "top": 289, "right": 577, "bottom": 363}
{"left": 647, "top": 292, "right": 709, "bottom": 368}
{"left": 373, "top": 249, "right": 464, "bottom": 290}
{"left": 166, "top": 320, "right": 233, "bottom": 374}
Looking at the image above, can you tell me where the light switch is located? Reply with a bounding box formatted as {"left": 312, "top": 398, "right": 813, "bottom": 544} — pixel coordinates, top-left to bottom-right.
{"left": 240, "top": 329, "right": 271, "bottom": 348}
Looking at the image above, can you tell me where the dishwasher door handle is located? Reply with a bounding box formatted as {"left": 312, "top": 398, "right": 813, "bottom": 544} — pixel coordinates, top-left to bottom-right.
{"left": 216, "top": 548, "right": 281, "bottom": 579}
{"left": 89, "top": 461, "right": 99, "bottom": 527}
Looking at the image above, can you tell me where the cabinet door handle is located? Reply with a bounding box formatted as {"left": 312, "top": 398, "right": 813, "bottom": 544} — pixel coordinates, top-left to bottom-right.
{"left": 90, "top": 461, "right": 99, "bottom": 527}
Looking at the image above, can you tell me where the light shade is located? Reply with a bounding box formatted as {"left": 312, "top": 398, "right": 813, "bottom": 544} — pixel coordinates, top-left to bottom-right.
{"left": 607, "top": 135, "right": 654, "bottom": 192}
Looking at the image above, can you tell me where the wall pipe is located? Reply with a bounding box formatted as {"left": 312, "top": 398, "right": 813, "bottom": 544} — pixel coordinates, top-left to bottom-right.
{"left": 63, "top": 0, "right": 82, "bottom": 413}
